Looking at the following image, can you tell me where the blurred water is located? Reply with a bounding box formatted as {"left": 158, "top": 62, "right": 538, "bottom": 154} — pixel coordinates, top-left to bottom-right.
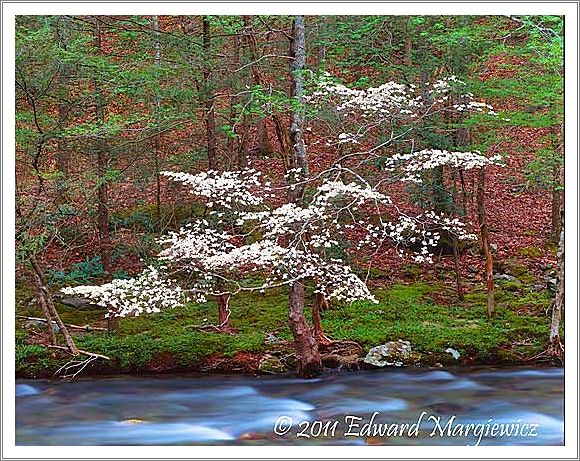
{"left": 16, "top": 367, "right": 563, "bottom": 446}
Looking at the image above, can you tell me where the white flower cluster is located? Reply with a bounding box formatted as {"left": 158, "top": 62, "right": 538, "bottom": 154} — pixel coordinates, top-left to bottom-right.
{"left": 314, "top": 180, "right": 392, "bottom": 206}
{"left": 157, "top": 221, "right": 235, "bottom": 266}
{"left": 63, "top": 164, "right": 480, "bottom": 318}
{"left": 307, "top": 73, "right": 498, "bottom": 133}
{"left": 308, "top": 75, "right": 421, "bottom": 118}
{"left": 384, "top": 149, "right": 503, "bottom": 183}
{"left": 453, "top": 100, "right": 497, "bottom": 115}
{"left": 338, "top": 132, "right": 362, "bottom": 145}
{"left": 161, "top": 169, "right": 265, "bottom": 208}
{"left": 61, "top": 266, "right": 186, "bottom": 318}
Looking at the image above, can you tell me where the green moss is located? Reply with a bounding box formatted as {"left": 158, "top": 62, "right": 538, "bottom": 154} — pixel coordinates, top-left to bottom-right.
{"left": 15, "top": 280, "right": 554, "bottom": 377}
{"left": 518, "top": 246, "right": 543, "bottom": 258}
{"left": 111, "top": 203, "right": 206, "bottom": 233}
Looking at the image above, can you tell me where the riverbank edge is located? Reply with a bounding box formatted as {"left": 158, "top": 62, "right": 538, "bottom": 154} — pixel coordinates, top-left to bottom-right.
{"left": 15, "top": 344, "right": 562, "bottom": 380}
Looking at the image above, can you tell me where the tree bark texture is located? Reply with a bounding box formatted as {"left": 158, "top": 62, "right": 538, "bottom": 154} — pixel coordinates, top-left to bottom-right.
{"left": 286, "top": 16, "right": 322, "bottom": 378}
{"left": 476, "top": 167, "right": 495, "bottom": 319}
{"left": 93, "top": 17, "right": 112, "bottom": 277}
{"left": 203, "top": 16, "right": 218, "bottom": 171}
{"left": 550, "top": 221, "right": 564, "bottom": 344}
{"left": 30, "top": 257, "right": 79, "bottom": 354}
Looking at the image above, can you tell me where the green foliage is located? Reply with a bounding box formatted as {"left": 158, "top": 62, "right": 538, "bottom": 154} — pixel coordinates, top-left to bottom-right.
{"left": 525, "top": 146, "right": 563, "bottom": 190}
{"left": 325, "top": 283, "right": 550, "bottom": 360}
{"left": 46, "top": 255, "right": 105, "bottom": 286}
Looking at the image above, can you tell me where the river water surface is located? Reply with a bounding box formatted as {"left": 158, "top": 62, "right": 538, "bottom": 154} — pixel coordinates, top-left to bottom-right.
{"left": 16, "top": 367, "right": 563, "bottom": 446}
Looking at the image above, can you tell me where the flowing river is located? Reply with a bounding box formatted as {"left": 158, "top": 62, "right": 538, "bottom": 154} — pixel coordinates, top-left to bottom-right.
{"left": 16, "top": 367, "right": 563, "bottom": 446}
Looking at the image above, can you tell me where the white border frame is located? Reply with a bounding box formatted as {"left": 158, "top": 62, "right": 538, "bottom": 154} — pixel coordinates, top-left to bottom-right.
{"left": 2, "top": 2, "right": 578, "bottom": 459}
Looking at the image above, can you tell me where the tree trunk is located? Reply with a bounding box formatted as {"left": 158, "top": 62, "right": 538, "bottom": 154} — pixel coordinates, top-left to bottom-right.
{"left": 287, "top": 16, "right": 322, "bottom": 378}
{"left": 55, "top": 16, "right": 71, "bottom": 205}
{"left": 227, "top": 33, "right": 249, "bottom": 170}
{"left": 476, "top": 167, "right": 495, "bottom": 319}
{"left": 33, "top": 278, "right": 57, "bottom": 346}
{"left": 256, "top": 118, "right": 273, "bottom": 156}
{"left": 551, "top": 182, "right": 562, "bottom": 242}
{"left": 217, "top": 293, "right": 234, "bottom": 333}
{"left": 93, "top": 17, "right": 112, "bottom": 277}
{"left": 107, "top": 316, "right": 120, "bottom": 334}
{"left": 30, "top": 258, "right": 78, "bottom": 354}
{"left": 152, "top": 15, "right": 162, "bottom": 231}
{"left": 403, "top": 18, "right": 413, "bottom": 67}
{"left": 289, "top": 281, "right": 322, "bottom": 378}
{"left": 550, "top": 221, "right": 564, "bottom": 344}
{"left": 312, "top": 293, "right": 331, "bottom": 345}
{"left": 202, "top": 16, "right": 218, "bottom": 171}
{"left": 244, "top": 17, "right": 293, "bottom": 173}
{"left": 452, "top": 237, "right": 464, "bottom": 301}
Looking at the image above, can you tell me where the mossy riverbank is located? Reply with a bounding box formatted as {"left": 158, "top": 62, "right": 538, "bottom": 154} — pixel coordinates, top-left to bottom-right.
{"left": 15, "top": 278, "right": 559, "bottom": 379}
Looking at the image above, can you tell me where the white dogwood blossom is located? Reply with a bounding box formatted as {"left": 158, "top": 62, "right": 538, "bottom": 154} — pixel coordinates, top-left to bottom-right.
{"left": 61, "top": 266, "right": 187, "bottom": 317}
{"left": 161, "top": 169, "right": 265, "bottom": 208}
{"left": 63, "top": 75, "right": 500, "bottom": 319}
{"left": 384, "top": 149, "right": 504, "bottom": 182}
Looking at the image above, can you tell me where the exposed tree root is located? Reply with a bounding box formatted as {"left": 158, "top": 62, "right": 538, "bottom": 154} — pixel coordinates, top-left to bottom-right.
{"left": 527, "top": 341, "right": 564, "bottom": 365}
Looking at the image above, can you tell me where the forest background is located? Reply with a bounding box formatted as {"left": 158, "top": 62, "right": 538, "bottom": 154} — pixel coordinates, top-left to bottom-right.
{"left": 12, "top": 13, "right": 567, "bottom": 378}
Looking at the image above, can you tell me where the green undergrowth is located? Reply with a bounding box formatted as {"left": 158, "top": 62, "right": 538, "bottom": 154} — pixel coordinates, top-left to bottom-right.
{"left": 15, "top": 279, "right": 555, "bottom": 378}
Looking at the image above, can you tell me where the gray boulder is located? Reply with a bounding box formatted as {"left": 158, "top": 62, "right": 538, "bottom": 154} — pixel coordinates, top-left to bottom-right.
{"left": 364, "top": 340, "right": 412, "bottom": 367}
{"left": 258, "top": 354, "right": 287, "bottom": 374}
{"left": 59, "top": 296, "right": 103, "bottom": 310}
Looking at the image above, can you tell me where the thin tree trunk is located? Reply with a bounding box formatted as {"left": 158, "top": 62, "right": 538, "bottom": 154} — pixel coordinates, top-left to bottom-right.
{"left": 30, "top": 258, "right": 78, "bottom": 354}
{"left": 287, "top": 16, "right": 322, "bottom": 378}
{"left": 237, "top": 113, "right": 250, "bottom": 169}
{"left": 227, "top": 33, "right": 249, "bottom": 170}
{"left": 312, "top": 293, "right": 331, "bottom": 344}
{"left": 93, "top": 17, "right": 112, "bottom": 278}
{"left": 217, "top": 293, "right": 234, "bottom": 333}
{"left": 33, "top": 278, "right": 57, "bottom": 346}
{"left": 452, "top": 237, "right": 464, "bottom": 301}
{"left": 226, "top": 34, "right": 239, "bottom": 171}
{"left": 476, "top": 167, "right": 495, "bottom": 319}
{"left": 551, "top": 181, "right": 562, "bottom": 242}
{"left": 403, "top": 18, "right": 413, "bottom": 67}
{"left": 244, "top": 17, "right": 293, "bottom": 173}
{"left": 152, "top": 15, "right": 162, "bottom": 231}
{"left": 55, "top": 16, "right": 71, "bottom": 205}
{"left": 202, "top": 16, "right": 218, "bottom": 171}
{"left": 550, "top": 221, "right": 564, "bottom": 344}
{"left": 459, "top": 170, "right": 469, "bottom": 215}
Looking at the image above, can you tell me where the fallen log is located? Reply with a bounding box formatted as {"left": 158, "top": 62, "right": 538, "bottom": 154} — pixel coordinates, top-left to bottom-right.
{"left": 18, "top": 315, "right": 106, "bottom": 332}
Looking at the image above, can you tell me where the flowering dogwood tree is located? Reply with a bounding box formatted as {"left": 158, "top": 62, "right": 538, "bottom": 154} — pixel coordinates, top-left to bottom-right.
{"left": 63, "top": 67, "right": 502, "bottom": 378}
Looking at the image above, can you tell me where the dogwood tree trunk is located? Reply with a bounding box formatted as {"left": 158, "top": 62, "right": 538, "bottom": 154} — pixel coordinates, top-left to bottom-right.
{"left": 287, "top": 15, "right": 323, "bottom": 378}
{"left": 312, "top": 292, "right": 331, "bottom": 344}
{"left": 217, "top": 293, "right": 233, "bottom": 333}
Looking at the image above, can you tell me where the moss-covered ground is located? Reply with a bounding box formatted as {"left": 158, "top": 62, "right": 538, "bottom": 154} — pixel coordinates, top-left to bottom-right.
{"left": 15, "top": 273, "right": 558, "bottom": 378}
